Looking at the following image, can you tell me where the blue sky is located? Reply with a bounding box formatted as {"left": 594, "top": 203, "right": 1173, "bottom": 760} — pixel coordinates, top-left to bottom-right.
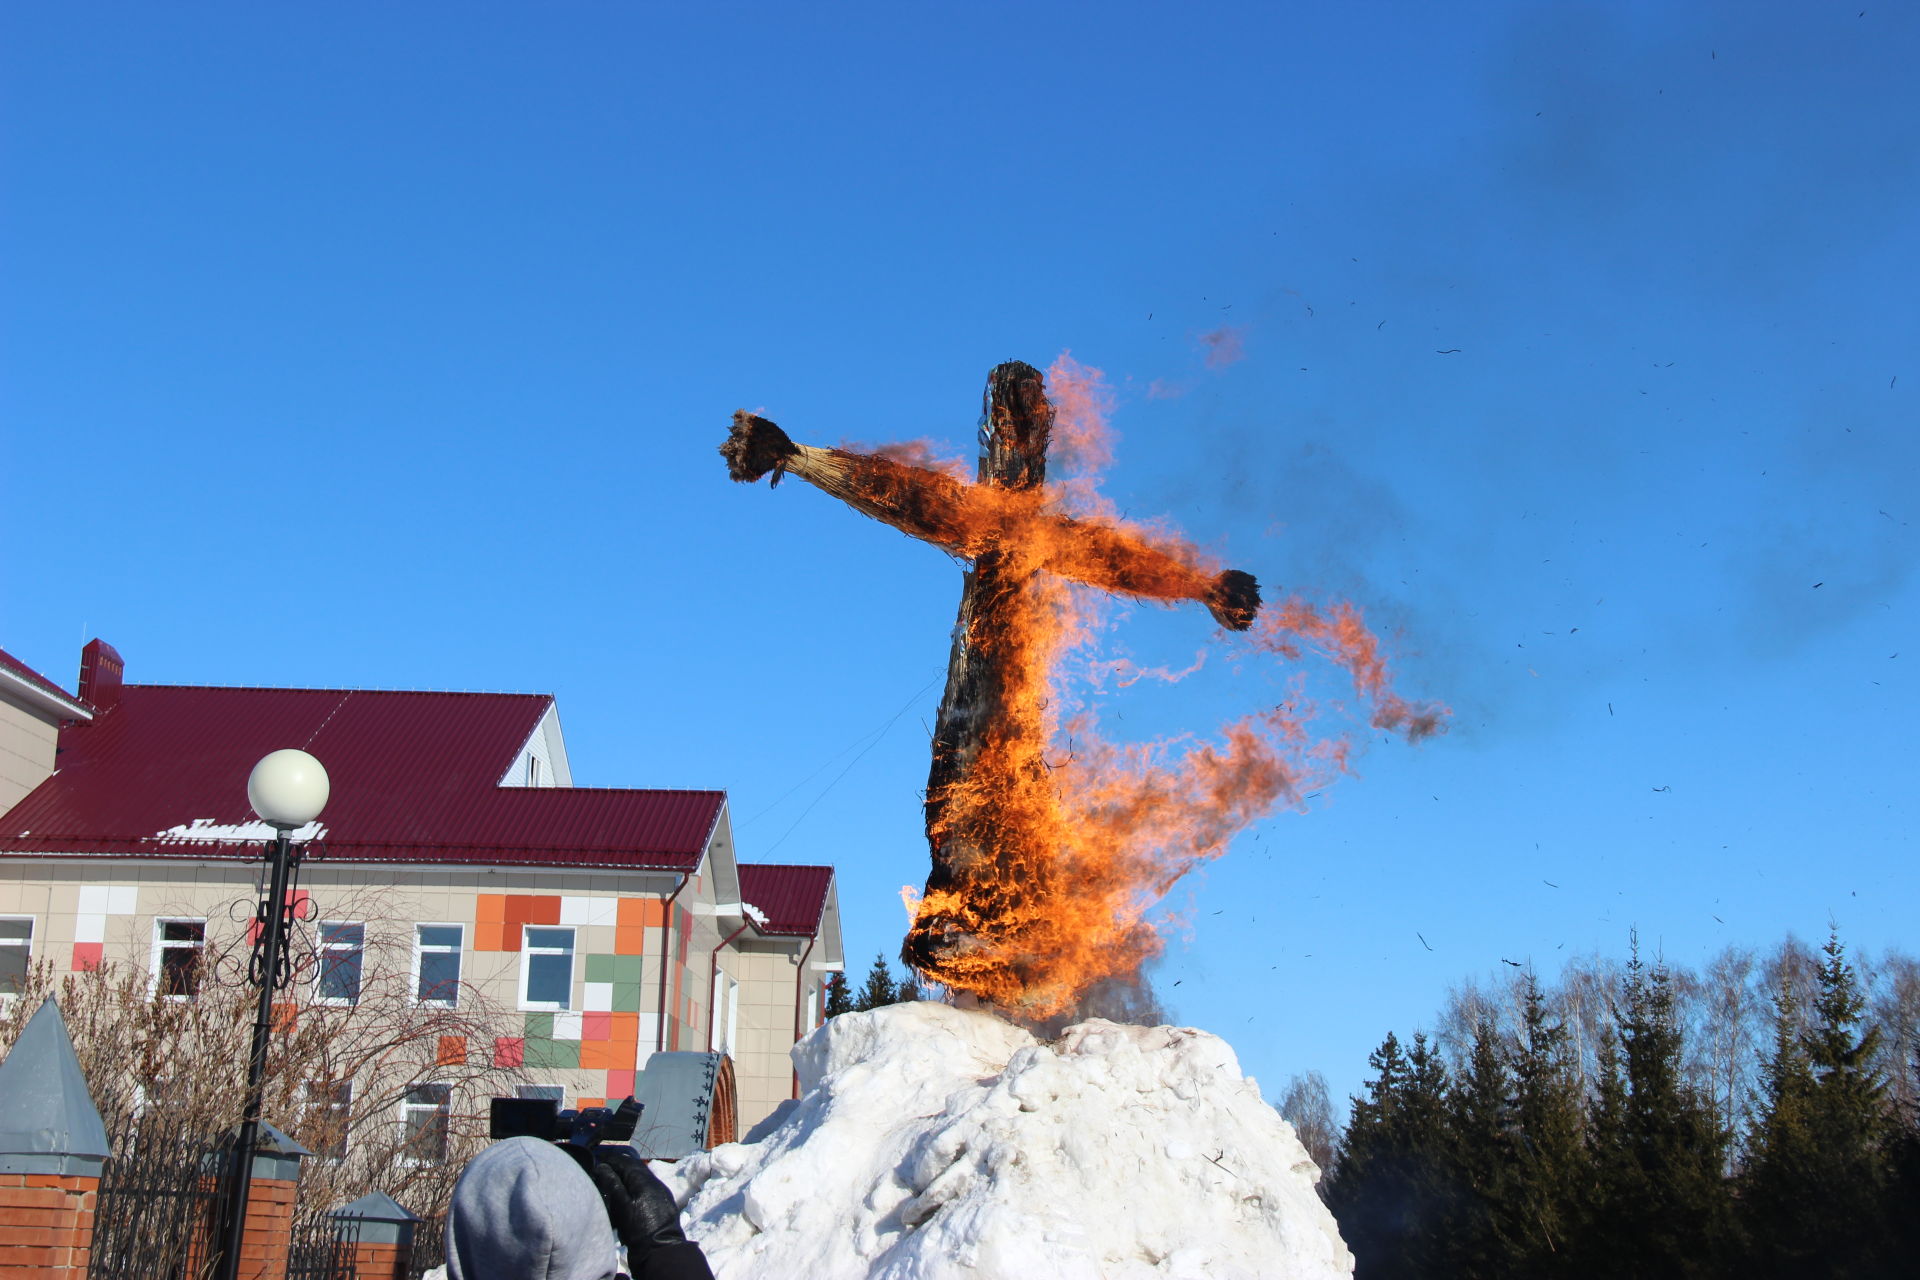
{"left": 4, "top": 2, "right": 1914, "bottom": 1111}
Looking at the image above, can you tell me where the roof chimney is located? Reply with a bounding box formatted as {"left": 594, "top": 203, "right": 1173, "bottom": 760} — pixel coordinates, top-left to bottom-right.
{"left": 77, "top": 639, "right": 123, "bottom": 713}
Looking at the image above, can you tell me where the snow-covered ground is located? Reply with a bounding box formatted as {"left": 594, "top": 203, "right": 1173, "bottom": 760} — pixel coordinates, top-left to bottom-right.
{"left": 667, "top": 1002, "right": 1353, "bottom": 1279}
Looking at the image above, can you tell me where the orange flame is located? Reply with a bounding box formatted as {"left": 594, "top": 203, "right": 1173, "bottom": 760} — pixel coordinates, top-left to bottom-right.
{"left": 730, "top": 362, "right": 1443, "bottom": 1018}
{"left": 899, "top": 361, "right": 1441, "bottom": 1016}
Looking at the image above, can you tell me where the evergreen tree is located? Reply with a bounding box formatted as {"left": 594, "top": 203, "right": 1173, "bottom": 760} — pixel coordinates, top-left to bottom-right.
{"left": 1587, "top": 941, "right": 1733, "bottom": 1278}
{"left": 854, "top": 952, "right": 898, "bottom": 1011}
{"left": 895, "top": 972, "right": 922, "bottom": 1003}
{"left": 823, "top": 970, "right": 853, "bottom": 1018}
{"left": 1885, "top": 1047, "right": 1920, "bottom": 1269}
{"left": 1506, "top": 973, "right": 1587, "bottom": 1277}
{"left": 1442, "top": 1015, "right": 1513, "bottom": 1277}
{"left": 1740, "top": 930, "right": 1895, "bottom": 1276}
{"left": 1327, "top": 1031, "right": 1455, "bottom": 1278}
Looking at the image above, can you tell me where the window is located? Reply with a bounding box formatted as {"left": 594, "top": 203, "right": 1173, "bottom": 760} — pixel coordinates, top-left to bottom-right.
{"left": 520, "top": 926, "right": 574, "bottom": 1010}
{"left": 0, "top": 919, "right": 30, "bottom": 996}
{"left": 156, "top": 920, "right": 205, "bottom": 998}
{"left": 316, "top": 922, "right": 364, "bottom": 1004}
{"left": 303, "top": 1080, "right": 352, "bottom": 1160}
{"left": 401, "top": 1084, "right": 451, "bottom": 1164}
{"left": 414, "top": 925, "right": 463, "bottom": 1005}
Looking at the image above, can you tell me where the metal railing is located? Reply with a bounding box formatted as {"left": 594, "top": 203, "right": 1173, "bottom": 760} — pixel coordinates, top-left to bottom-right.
{"left": 89, "top": 1108, "right": 225, "bottom": 1280}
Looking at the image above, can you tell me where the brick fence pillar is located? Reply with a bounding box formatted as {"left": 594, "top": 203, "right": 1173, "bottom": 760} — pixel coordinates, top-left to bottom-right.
{"left": 213, "top": 1121, "right": 312, "bottom": 1280}
{"left": 0, "top": 1173, "right": 99, "bottom": 1278}
{"left": 0, "top": 999, "right": 112, "bottom": 1279}
{"left": 329, "top": 1190, "right": 423, "bottom": 1280}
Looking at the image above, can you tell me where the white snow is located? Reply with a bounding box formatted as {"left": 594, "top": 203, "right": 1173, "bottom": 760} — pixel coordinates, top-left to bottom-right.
{"left": 668, "top": 1002, "right": 1352, "bottom": 1280}
{"left": 741, "top": 901, "right": 769, "bottom": 927}
{"left": 153, "top": 816, "right": 327, "bottom": 844}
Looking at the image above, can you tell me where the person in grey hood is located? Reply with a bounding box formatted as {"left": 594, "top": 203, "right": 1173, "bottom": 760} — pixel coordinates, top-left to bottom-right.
{"left": 447, "top": 1136, "right": 714, "bottom": 1280}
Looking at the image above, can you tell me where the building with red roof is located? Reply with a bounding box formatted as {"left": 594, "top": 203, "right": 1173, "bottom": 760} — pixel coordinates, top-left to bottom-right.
{"left": 0, "top": 639, "right": 842, "bottom": 1141}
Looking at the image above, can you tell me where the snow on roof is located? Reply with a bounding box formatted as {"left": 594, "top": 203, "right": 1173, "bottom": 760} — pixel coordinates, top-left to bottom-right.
{"left": 0, "top": 680, "right": 724, "bottom": 870}
{"left": 736, "top": 864, "right": 832, "bottom": 936}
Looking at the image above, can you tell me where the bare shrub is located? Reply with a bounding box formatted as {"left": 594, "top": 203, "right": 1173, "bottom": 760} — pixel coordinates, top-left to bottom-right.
{"left": 0, "top": 885, "right": 525, "bottom": 1267}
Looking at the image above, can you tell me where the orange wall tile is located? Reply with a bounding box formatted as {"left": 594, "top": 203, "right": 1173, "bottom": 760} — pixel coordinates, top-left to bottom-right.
{"left": 617, "top": 897, "right": 666, "bottom": 930}
{"left": 476, "top": 894, "right": 506, "bottom": 923}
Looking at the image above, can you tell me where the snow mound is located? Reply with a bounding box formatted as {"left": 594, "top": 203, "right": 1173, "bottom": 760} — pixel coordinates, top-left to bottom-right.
{"left": 669, "top": 1002, "right": 1352, "bottom": 1280}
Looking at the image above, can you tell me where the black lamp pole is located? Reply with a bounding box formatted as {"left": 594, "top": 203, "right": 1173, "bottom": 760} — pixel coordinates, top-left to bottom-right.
{"left": 210, "top": 741, "right": 322, "bottom": 1280}
{"left": 212, "top": 827, "right": 305, "bottom": 1280}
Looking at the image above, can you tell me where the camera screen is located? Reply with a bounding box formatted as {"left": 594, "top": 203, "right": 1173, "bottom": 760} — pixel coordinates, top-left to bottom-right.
{"left": 489, "top": 1096, "right": 559, "bottom": 1141}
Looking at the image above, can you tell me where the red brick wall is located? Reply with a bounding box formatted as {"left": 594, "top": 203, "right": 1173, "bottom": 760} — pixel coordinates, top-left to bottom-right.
{"left": 235, "top": 1176, "right": 297, "bottom": 1280}
{"left": 337, "top": 1239, "right": 410, "bottom": 1280}
{"left": 0, "top": 1172, "right": 99, "bottom": 1277}
{"left": 183, "top": 1174, "right": 299, "bottom": 1280}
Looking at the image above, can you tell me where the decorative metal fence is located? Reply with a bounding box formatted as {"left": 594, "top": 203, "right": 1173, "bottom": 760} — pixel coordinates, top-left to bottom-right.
{"left": 88, "top": 1107, "right": 225, "bottom": 1280}
{"left": 284, "top": 1203, "right": 358, "bottom": 1280}
{"left": 406, "top": 1215, "right": 446, "bottom": 1279}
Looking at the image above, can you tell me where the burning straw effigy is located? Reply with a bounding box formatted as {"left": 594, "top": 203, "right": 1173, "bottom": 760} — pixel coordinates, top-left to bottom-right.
{"left": 722, "top": 360, "right": 1438, "bottom": 1017}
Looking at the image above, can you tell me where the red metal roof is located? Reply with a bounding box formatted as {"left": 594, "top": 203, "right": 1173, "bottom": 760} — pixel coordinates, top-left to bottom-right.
{"left": 0, "top": 647, "right": 92, "bottom": 717}
{"left": 0, "top": 683, "right": 723, "bottom": 871}
{"left": 738, "top": 864, "right": 834, "bottom": 937}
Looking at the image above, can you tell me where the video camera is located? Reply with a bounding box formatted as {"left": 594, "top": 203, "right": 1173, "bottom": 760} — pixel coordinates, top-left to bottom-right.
{"left": 489, "top": 1094, "right": 643, "bottom": 1174}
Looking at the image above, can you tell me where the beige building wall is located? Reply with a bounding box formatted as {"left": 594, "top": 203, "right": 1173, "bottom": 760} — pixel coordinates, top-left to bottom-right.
{"left": 0, "top": 699, "right": 60, "bottom": 815}
{"left": 725, "top": 937, "right": 828, "bottom": 1128}
{"left": 0, "top": 850, "right": 815, "bottom": 1133}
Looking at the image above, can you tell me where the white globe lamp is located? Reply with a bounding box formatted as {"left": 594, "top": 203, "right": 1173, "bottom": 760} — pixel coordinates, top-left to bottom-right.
{"left": 247, "top": 749, "right": 330, "bottom": 830}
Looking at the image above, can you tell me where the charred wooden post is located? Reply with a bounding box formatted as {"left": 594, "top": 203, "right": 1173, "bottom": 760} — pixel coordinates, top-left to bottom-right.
{"left": 719, "top": 361, "right": 1264, "bottom": 1011}
{"left": 908, "top": 361, "right": 1055, "bottom": 975}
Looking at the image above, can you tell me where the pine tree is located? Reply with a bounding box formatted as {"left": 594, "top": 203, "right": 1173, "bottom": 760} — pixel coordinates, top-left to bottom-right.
{"left": 1740, "top": 930, "right": 1895, "bottom": 1275}
{"left": 1327, "top": 1032, "right": 1410, "bottom": 1276}
{"left": 823, "top": 970, "right": 853, "bottom": 1018}
{"left": 1506, "top": 973, "right": 1587, "bottom": 1276}
{"left": 1588, "top": 940, "right": 1733, "bottom": 1278}
{"left": 895, "top": 972, "right": 922, "bottom": 1003}
{"left": 1442, "top": 1015, "right": 1513, "bottom": 1277}
{"left": 854, "top": 952, "right": 898, "bottom": 1012}
{"left": 1885, "top": 1046, "right": 1920, "bottom": 1270}
{"left": 1327, "top": 1031, "right": 1455, "bottom": 1279}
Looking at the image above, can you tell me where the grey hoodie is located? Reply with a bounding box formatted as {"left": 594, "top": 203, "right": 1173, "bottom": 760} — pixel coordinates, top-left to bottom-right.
{"left": 447, "top": 1136, "right": 621, "bottom": 1280}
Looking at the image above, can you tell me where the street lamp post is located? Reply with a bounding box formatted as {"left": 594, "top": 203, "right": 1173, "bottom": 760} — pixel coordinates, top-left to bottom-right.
{"left": 212, "top": 748, "right": 329, "bottom": 1280}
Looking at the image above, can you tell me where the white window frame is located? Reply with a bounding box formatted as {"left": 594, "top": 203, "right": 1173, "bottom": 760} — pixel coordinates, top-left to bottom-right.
{"left": 400, "top": 1082, "right": 452, "bottom": 1166}
{"left": 151, "top": 918, "right": 207, "bottom": 1001}
{"left": 314, "top": 920, "right": 365, "bottom": 1006}
{"left": 0, "top": 916, "right": 32, "bottom": 1000}
{"left": 412, "top": 923, "right": 465, "bottom": 1007}
{"left": 518, "top": 925, "right": 575, "bottom": 1011}
{"left": 302, "top": 1078, "right": 353, "bottom": 1161}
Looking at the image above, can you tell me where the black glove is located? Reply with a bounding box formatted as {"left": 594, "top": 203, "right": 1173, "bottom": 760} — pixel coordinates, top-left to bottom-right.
{"left": 592, "top": 1149, "right": 690, "bottom": 1253}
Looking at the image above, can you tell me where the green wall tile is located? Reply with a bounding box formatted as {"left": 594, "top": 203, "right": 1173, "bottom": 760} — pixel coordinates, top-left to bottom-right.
{"left": 524, "top": 1037, "right": 579, "bottom": 1070}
